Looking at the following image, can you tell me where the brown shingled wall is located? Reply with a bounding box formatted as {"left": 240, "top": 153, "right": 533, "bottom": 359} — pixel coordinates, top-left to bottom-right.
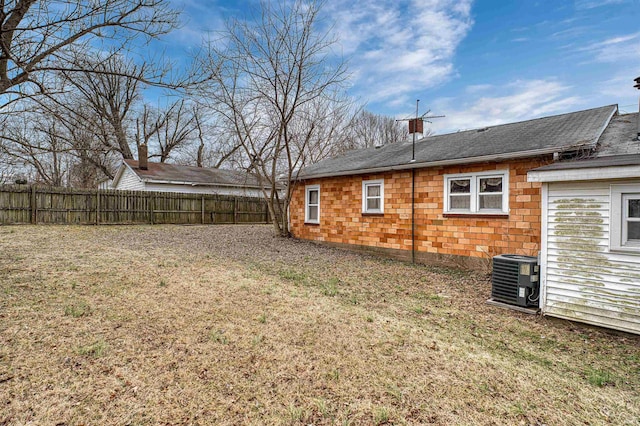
{"left": 290, "top": 157, "right": 547, "bottom": 269}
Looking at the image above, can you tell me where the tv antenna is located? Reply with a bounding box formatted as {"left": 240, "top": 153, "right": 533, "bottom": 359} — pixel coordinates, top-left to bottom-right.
{"left": 396, "top": 99, "right": 444, "bottom": 162}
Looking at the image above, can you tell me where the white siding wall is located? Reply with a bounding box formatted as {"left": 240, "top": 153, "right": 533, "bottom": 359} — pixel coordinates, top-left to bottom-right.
{"left": 113, "top": 167, "right": 145, "bottom": 191}
{"left": 111, "top": 164, "right": 268, "bottom": 197}
{"left": 98, "top": 180, "right": 112, "bottom": 190}
{"left": 144, "top": 183, "right": 264, "bottom": 197}
{"left": 543, "top": 180, "right": 640, "bottom": 334}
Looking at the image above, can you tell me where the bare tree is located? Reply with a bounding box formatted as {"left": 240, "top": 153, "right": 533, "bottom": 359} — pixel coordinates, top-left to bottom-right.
{"left": 58, "top": 54, "right": 146, "bottom": 159}
{"left": 0, "top": 113, "right": 71, "bottom": 185}
{"left": 149, "top": 99, "right": 198, "bottom": 162}
{"left": 0, "top": 0, "right": 179, "bottom": 106}
{"left": 1, "top": 59, "right": 202, "bottom": 186}
{"left": 0, "top": 79, "right": 124, "bottom": 187}
{"left": 0, "top": 143, "right": 19, "bottom": 183}
{"left": 197, "top": 0, "right": 348, "bottom": 236}
{"left": 290, "top": 94, "right": 360, "bottom": 164}
{"left": 191, "top": 110, "right": 242, "bottom": 168}
{"left": 350, "top": 110, "right": 410, "bottom": 148}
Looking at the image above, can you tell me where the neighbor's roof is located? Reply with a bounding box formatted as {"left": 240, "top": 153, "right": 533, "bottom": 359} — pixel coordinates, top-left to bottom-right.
{"left": 123, "top": 160, "right": 268, "bottom": 188}
{"left": 296, "top": 105, "right": 618, "bottom": 180}
{"left": 530, "top": 112, "right": 640, "bottom": 173}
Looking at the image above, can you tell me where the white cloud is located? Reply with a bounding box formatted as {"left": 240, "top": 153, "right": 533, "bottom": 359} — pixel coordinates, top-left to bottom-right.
{"left": 577, "top": 32, "right": 640, "bottom": 63}
{"left": 574, "top": 0, "right": 627, "bottom": 10}
{"left": 167, "top": 0, "right": 226, "bottom": 46}
{"left": 595, "top": 73, "right": 640, "bottom": 110}
{"left": 465, "top": 84, "right": 493, "bottom": 93}
{"left": 587, "top": 33, "right": 640, "bottom": 48}
{"left": 429, "top": 79, "right": 583, "bottom": 134}
{"left": 324, "top": 0, "right": 474, "bottom": 107}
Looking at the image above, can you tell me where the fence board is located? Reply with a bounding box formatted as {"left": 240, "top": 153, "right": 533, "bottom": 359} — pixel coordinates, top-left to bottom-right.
{"left": 0, "top": 185, "right": 278, "bottom": 226}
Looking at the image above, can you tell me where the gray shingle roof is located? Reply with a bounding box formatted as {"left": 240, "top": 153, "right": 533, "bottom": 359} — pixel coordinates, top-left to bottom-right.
{"left": 530, "top": 112, "right": 640, "bottom": 172}
{"left": 124, "top": 160, "right": 268, "bottom": 188}
{"left": 593, "top": 112, "right": 640, "bottom": 157}
{"left": 297, "top": 105, "right": 617, "bottom": 179}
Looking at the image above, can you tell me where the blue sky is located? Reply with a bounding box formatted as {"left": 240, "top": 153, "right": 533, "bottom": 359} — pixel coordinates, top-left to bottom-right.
{"left": 159, "top": 0, "right": 640, "bottom": 134}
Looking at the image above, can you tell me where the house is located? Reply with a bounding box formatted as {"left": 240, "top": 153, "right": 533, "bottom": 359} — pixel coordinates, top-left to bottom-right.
{"left": 290, "top": 105, "right": 618, "bottom": 270}
{"left": 108, "top": 152, "right": 270, "bottom": 197}
{"left": 97, "top": 178, "right": 113, "bottom": 190}
{"left": 527, "top": 111, "right": 640, "bottom": 334}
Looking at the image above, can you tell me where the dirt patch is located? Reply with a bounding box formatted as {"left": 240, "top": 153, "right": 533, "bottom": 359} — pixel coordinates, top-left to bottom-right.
{"left": 1, "top": 225, "right": 639, "bottom": 425}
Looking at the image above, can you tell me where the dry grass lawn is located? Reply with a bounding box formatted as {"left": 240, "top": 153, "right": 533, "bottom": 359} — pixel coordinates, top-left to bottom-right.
{"left": 0, "top": 225, "right": 639, "bottom": 425}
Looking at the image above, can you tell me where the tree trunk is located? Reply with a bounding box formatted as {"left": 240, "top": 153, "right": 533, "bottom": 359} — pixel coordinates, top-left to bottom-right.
{"left": 112, "top": 119, "right": 133, "bottom": 159}
{"left": 196, "top": 142, "right": 204, "bottom": 167}
{"left": 266, "top": 197, "right": 283, "bottom": 236}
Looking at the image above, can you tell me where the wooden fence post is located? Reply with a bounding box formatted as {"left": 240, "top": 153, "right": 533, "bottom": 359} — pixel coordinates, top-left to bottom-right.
{"left": 96, "top": 190, "right": 100, "bottom": 225}
{"left": 149, "top": 194, "right": 155, "bottom": 225}
{"left": 30, "top": 185, "right": 37, "bottom": 224}
{"left": 65, "top": 189, "right": 71, "bottom": 224}
{"left": 201, "top": 195, "right": 205, "bottom": 224}
{"left": 234, "top": 197, "right": 238, "bottom": 224}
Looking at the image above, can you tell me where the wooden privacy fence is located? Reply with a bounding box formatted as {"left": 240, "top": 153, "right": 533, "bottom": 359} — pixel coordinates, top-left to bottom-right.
{"left": 0, "top": 185, "right": 277, "bottom": 225}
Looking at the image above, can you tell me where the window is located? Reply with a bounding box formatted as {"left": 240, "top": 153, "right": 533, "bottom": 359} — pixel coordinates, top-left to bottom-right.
{"left": 305, "top": 185, "right": 320, "bottom": 224}
{"left": 443, "top": 170, "right": 509, "bottom": 214}
{"left": 610, "top": 185, "right": 640, "bottom": 252}
{"left": 362, "top": 179, "right": 384, "bottom": 214}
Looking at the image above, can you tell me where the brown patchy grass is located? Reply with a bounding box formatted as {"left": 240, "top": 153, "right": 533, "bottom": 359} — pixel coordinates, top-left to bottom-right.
{"left": 0, "top": 225, "right": 638, "bottom": 425}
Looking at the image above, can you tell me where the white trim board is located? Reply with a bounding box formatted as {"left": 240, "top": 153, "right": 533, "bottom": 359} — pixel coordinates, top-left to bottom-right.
{"left": 528, "top": 165, "right": 640, "bottom": 183}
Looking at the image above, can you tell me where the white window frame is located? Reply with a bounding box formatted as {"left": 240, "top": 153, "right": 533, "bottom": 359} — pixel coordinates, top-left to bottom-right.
{"left": 610, "top": 185, "right": 640, "bottom": 253}
{"left": 305, "top": 184, "right": 320, "bottom": 224}
{"left": 362, "top": 179, "right": 384, "bottom": 214}
{"left": 443, "top": 170, "right": 509, "bottom": 214}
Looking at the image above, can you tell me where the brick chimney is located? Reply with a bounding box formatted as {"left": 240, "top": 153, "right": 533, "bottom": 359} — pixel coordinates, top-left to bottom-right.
{"left": 138, "top": 144, "right": 148, "bottom": 170}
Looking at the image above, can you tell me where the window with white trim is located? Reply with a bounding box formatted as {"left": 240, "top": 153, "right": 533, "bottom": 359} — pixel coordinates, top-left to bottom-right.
{"left": 305, "top": 185, "right": 320, "bottom": 224}
{"left": 362, "top": 179, "right": 384, "bottom": 214}
{"left": 610, "top": 185, "right": 640, "bottom": 252}
{"left": 443, "top": 170, "right": 509, "bottom": 214}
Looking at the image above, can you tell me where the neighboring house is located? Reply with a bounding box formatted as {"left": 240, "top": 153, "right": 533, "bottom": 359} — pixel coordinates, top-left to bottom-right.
{"left": 290, "top": 105, "right": 618, "bottom": 270}
{"left": 528, "top": 112, "right": 640, "bottom": 334}
{"left": 108, "top": 159, "right": 270, "bottom": 198}
{"left": 97, "top": 178, "right": 112, "bottom": 190}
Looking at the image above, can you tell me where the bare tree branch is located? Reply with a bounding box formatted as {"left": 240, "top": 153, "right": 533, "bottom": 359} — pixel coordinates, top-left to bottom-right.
{"left": 195, "top": 0, "right": 349, "bottom": 237}
{"left": 0, "top": 0, "right": 180, "bottom": 103}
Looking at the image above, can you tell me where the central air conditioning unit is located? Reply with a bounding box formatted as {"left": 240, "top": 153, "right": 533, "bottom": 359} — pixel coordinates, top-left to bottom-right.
{"left": 491, "top": 254, "right": 539, "bottom": 308}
